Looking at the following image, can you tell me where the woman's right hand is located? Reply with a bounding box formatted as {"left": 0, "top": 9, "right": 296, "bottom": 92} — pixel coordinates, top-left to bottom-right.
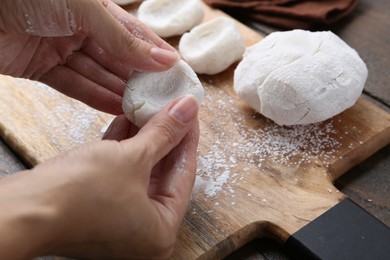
{"left": 0, "top": 95, "right": 199, "bottom": 259}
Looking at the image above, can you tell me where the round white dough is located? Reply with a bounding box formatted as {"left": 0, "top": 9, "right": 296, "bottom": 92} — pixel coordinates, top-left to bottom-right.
{"left": 137, "top": 0, "right": 204, "bottom": 38}
{"left": 112, "top": 0, "right": 142, "bottom": 5}
{"left": 122, "top": 60, "right": 204, "bottom": 127}
{"left": 234, "top": 29, "right": 368, "bottom": 126}
{"left": 179, "top": 17, "right": 245, "bottom": 75}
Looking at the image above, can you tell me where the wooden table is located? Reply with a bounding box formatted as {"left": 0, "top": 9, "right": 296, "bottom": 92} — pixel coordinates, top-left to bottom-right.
{"left": 0, "top": 0, "right": 389, "bottom": 259}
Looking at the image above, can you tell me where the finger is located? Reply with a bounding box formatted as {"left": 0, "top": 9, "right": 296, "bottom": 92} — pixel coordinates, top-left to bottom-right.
{"left": 102, "top": 114, "right": 139, "bottom": 141}
{"left": 104, "top": 1, "right": 177, "bottom": 52}
{"left": 125, "top": 95, "right": 199, "bottom": 166}
{"left": 68, "top": 0, "right": 180, "bottom": 72}
{"left": 40, "top": 66, "right": 123, "bottom": 115}
{"left": 66, "top": 51, "right": 126, "bottom": 96}
{"left": 149, "top": 120, "right": 200, "bottom": 222}
{"left": 82, "top": 38, "right": 133, "bottom": 80}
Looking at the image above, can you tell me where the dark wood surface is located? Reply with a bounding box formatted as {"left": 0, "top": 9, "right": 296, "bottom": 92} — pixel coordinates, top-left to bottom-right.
{"left": 0, "top": 0, "right": 389, "bottom": 259}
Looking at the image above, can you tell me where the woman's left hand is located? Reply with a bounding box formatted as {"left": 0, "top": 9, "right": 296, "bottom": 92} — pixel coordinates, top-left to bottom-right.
{"left": 0, "top": 0, "right": 179, "bottom": 114}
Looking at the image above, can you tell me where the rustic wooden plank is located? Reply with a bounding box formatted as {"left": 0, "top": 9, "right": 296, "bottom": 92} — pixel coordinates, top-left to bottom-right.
{"left": 0, "top": 139, "right": 27, "bottom": 178}
{"left": 336, "top": 144, "right": 390, "bottom": 226}
{"left": 225, "top": 238, "right": 291, "bottom": 260}
{"left": 0, "top": 77, "right": 114, "bottom": 166}
{"left": 330, "top": 0, "right": 390, "bottom": 107}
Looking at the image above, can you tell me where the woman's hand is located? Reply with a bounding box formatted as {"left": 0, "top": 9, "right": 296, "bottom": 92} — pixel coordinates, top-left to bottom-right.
{"left": 0, "top": 0, "right": 179, "bottom": 114}
{"left": 0, "top": 96, "right": 199, "bottom": 259}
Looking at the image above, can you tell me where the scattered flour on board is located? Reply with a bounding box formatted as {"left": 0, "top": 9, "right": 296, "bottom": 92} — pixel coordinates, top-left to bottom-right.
{"left": 194, "top": 85, "right": 343, "bottom": 199}
{"left": 19, "top": 79, "right": 103, "bottom": 151}
{"left": 17, "top": 79, "right": 346, "bottom": 202}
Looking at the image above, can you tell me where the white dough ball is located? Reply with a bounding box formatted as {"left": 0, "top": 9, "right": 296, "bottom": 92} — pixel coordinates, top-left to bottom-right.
{"left": 112, "top": 0, "right": 142, "bottom": 5}
{"left": 122, "top": 60, "right": 204, "bottom": 127}
{"left": 137, "top": 0, "right": 204, "bottom": 38}
{"left": 234, "top": 29, "right": 368, "bottom": 126}
{"left": 179, "top": 17, "right": 245, "bottom": 75}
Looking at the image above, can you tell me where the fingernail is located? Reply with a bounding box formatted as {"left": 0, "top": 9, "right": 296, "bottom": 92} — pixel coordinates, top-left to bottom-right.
{"left": 150, "top": 47, "right": 180, "bottom": 66}
{"left": 169, "top": 95, "right": 199, "bottom": 124}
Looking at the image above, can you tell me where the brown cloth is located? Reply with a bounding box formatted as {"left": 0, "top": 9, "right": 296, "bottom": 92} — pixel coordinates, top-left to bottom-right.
{"left": 204, "top": 0, "right": 360, "bottom": 29}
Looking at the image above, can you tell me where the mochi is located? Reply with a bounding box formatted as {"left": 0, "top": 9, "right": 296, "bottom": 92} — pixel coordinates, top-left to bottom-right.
{"left": 137, "top": 0, "right": 204, "bottom": 38}
{"left": 234, "top": 29, "right": 368, "bottom": 125}
{"left": 179, "top": 17, "right": 245, "bottom": 75}
{"left": 112, "top": 0, "right": 142, "bottom": 5}
{"left": 122, "top": 60, "right": 204, "bottom": 127}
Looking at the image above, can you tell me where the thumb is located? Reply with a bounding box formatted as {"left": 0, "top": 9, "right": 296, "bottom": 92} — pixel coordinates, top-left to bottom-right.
{"left": 127, "top": 95, "right": 199, "bottom": 166}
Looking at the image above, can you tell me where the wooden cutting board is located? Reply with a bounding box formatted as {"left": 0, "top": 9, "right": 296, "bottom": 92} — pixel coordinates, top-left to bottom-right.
{"left": 0, "top": 3, "right": 389, "bottom": 259}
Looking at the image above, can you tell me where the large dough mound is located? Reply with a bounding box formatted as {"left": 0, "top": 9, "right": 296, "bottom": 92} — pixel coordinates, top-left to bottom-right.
{"left": 234, "top": 29, "right": 368, "bottom": 126}
{"left": 122, "top": 60, "right": 204, "bottom": 127}
{"left": 137, "top": 0, "right": 204, "bottom": 38}
{"left": 179, "top": 17, "right": 245, "bottom": 75}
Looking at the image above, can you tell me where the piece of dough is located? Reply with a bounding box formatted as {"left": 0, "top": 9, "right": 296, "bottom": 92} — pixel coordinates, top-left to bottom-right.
{"left": 137, "top": 0, "right": 204, "bottom": 38}
{"left": 112, "top": 0, "right": 142, "bottom": 5}
{"left": 234, "top": 29, "right": 368, "bottom": 126}
{"left": 179, "top": 17, "right": 245, "bottom": 75}
{"left": 122, "top": 60, "right": 204, "bottom": 127}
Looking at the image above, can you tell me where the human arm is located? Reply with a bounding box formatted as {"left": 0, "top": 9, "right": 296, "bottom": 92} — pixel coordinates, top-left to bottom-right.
{"left": 0, "top": 95, "right": 199, "bottom": 259}
{"left": 0, "top": 0, "right": 179, "bottom": 114}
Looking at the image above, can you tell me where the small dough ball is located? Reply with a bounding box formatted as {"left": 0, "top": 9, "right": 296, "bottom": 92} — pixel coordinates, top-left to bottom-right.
{"left": 122, "top": 60, "right": 204, "bottom": 127}
{"left": 138, "top": 0, "right": 204, "bottom": 38}
{"left": 179, "top": 17, "right": 245, "bottom": 75}
{"left": 234, "top": 29, "right": 368, "bottom": 126}
{"left": 112, "top": 0, "right": 142, "bottom": 5}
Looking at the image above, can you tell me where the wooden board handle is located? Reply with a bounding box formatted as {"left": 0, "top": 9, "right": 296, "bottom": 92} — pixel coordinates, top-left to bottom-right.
{"left": 285, "top": 198, "right": 390, "bottom": 259}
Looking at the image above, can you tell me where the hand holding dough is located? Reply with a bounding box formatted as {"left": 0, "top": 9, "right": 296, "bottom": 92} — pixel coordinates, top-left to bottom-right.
{"left": 179, "top": 17, "right": 245, "bottom": 75}
{"left": 234, "top": 29, "right": 368, "bottom": 126}
{"left": 137, "top": 0, "right": 204, "bottom": 38}
{"left": 122, "top": 60, "right": 204, "bottom": 127}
